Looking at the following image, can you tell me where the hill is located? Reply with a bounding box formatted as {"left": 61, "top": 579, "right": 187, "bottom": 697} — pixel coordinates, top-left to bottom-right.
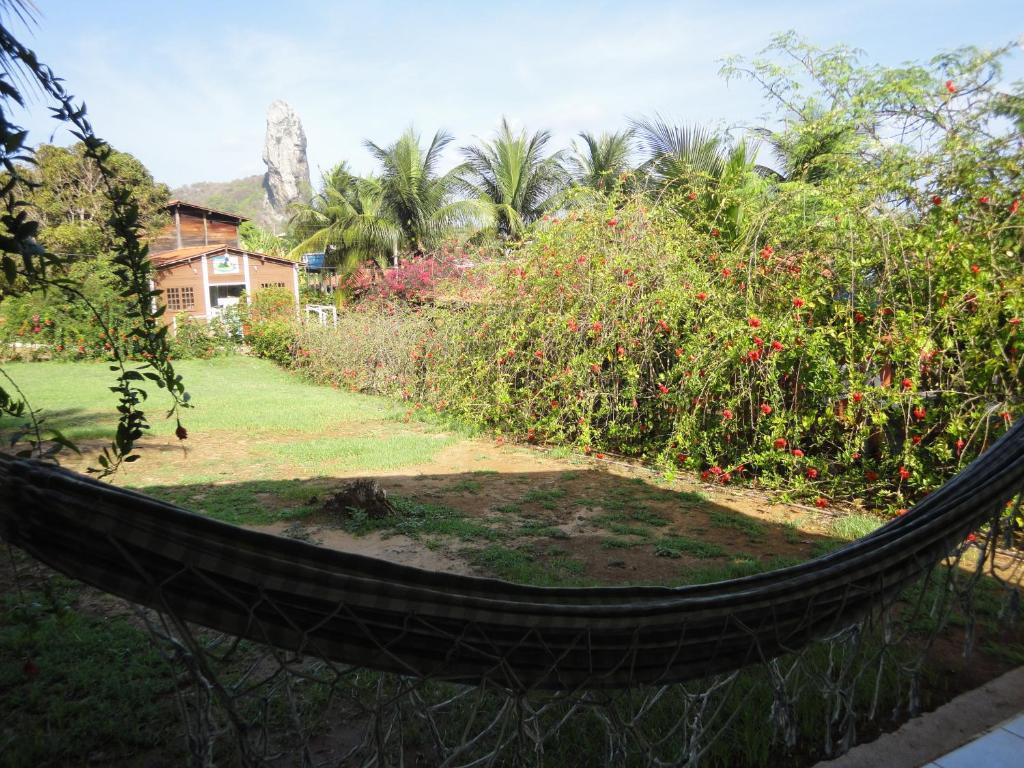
{"left": 171, "top": 175, "right": 266, "bottom": 225}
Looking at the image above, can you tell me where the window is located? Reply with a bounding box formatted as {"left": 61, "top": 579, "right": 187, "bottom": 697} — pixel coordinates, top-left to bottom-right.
{"left": 261, "top": 281, "right": 287, "bottom": 289}
{"left": 165, "top": 286, "right": 195, "bottom": 312}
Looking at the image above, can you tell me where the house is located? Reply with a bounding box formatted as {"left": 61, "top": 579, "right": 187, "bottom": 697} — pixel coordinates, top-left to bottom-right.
{"left": 150, "top": 200, "right": 299, "bottom": 323}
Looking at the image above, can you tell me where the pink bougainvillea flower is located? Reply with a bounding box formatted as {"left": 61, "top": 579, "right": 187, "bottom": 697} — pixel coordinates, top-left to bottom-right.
{"left": 748, "top": 316, "right": 762, "bottom": 329}
{"left": 774, "top": 438, "right": 787, "bottom": 450}
{"left": 760, "top": 403, "right": 772, "bottom": 415}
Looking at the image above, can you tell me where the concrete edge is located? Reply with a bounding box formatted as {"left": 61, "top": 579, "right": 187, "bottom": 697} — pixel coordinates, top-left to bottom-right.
{"left": 813, "top": 666, "right": 1024, "bottom": 768}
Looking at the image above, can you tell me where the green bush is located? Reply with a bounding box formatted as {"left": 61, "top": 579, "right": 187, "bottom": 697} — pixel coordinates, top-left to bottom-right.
{"left": 170, "top": 314, "right": 238, "bottom": 359}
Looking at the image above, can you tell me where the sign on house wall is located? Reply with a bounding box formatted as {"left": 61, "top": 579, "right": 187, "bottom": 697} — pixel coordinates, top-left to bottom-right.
{"left": 211, "top": 254, "right": 240, "bottom": 275}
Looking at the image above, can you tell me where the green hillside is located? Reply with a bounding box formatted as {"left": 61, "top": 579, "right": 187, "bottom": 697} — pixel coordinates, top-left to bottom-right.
{"left": 171, "top": 174, "right": 265, "bottom": 223}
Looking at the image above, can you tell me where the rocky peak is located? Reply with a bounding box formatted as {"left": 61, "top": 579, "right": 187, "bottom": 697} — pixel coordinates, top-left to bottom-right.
{"left": 261, "top": 100, "right": 311, "bottom": 233}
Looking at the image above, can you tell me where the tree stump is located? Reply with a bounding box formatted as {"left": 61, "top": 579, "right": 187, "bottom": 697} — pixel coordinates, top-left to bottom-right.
{"left": 323, "top": 479, "right": 395, "bottom": 520}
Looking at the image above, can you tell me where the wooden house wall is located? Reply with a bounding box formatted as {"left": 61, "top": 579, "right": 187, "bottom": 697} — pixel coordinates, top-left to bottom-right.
{"left": 153, "top": 261, "right": 207, "bottom": 319}
{"left": 150, "top": 210, "right": 240, "bottom": 255}
{"left": 248, "top": 258, "right": 296, "bottom": 290}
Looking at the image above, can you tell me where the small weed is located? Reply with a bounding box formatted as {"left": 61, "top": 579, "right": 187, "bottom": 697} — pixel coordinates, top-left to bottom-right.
{"left": 448, "top": 479, "right": 483, "bottom": 494}
{"left": 655, "top": 536, "right": 726, "bottom": 559}
{"left": 829, "top": 514, "right": 884, "bottom": 541}
{"left": 467, "top": 545, "right": 585, "bottom": 586}
{"left": 522, "top": 487, "right": 568, "bottom": 510}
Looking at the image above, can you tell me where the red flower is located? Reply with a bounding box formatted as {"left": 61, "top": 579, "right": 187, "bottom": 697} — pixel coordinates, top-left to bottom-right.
{"left": 865, "top": 470, "right": 879, "bottom": 482}
{"left": 595, "top": 452, "right": 606, "bottom": 459}
{"left": 688, "top": 191, "right": 698, "bottom": 201}
{"left": 1009, "top": 318, "right": 1021, "bottom": 327}
{"left": 774, "top": 438, "right": 788, "bottom": 450}
{"left": 748, "top": 316, "right": 762, "bottom": 329}
{"left": 550, "top": 399, "right": 558, "bottom": 409}
{"left": 747, "top": 349, "right": 761, "bottom": 362}
{"left": 854, "top": 311, "right": 866, "bottom": 324}
{"left": 753, "top": 336, "right": 764, "bottom": 348}
{"left": 931, "top": 195, "right": 942, "bottom": 206}
{"left": 760, "top": 403, "right": 772, "bottom": 415}
{"left": 791, "top": 449, "right": 804, "bottom": 458}
{"left": 1011, "top": 199, "right": 1020, "bottom": 215}
{"left": 720, "top": 472, "right": 732, "bottom": 484}
{"left": 970, "top": 264, "right": 980, "bottom": 274}
{"left": 955, "top": 438, "right": 965, "bottom": 454}
{"left": 901, "top": 378, "right": 913, "bottom": 391}
{"left": 852, "top": 452, "right": 862, "bottom": 460}
{"left": 899, "top": 466, "right": 911, "bottom": 480}
{"left": 792, "top": 297, "right": 805, "bottom": 308}
{"left": 710, "top": 227, "right": 720, "bottom": 237}
{"left": 175, "top": 424, "right": 188, "bottom": 441}
{"left": 534, "top": 350, "right": 544, "bottom": 359}
{"left": 567, "top": 318, "right": 579, "bottom": 332}
{"left": 658, "top": 319, "right": 671, "bottom": 333}
{"left": 722, "top": 408, "right": 734, "bottom": 420}
{"left": 852, "top": 392, "right": 863, "bottom": 403}
{"left": 945, "top": 80, "right": 956, "bottom": 94}
{"left": 770, "top": 340, "right": 784, "bottom": 352}
{"left": 696, "top": 292, "right": 707, "bottom": 301}
{"left": 722, "top": 267, "right": 732, "bottom": 277}
{"left": 913, "top": 406, "right": 926, "bottom": 421}
{"left": 896, "top": 508, "right": 908, "bottom": 517}
{"left": 815, "top": 497, "right": 828, "bottom": 509}
{"left": 591, "top": 321, "right": 603, "bottom": 333}
{"left": 806, "top": 468, "right": 818, "bottom": 479}
{"left": 590, "top": 363, "right": 601, "bottom": 374}
{"left": 616, "top": 345, "right": 626, "bottom": 357}
{"left": 965, "top": 532, "right": 977, "bottom": 543}
{"left": 979, "top": 196, "right": 990, "bottom": 204}
{"left": 677, "top": 453, "right": 689, "bottom": 463}
{"left": 760, "top": 245, "right": 774, "bottom": 259}
{"left": 607, "top": 217, "right": 618, "bottom": 227}
{"left": 658, "top": 383, "right": 670, "bottom": 395}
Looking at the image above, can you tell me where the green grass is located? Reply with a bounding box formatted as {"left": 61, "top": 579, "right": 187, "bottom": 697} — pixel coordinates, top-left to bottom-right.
{"left": 0, "top": 580, "right": 179, "bottom": 766}
{"left": 135, "top": 478, "right": 322, "bottom": 525}
{"left": 521, "top": 487, "right": 568, "bottom": 510}
{"left": 0, "top": 357, "right": 400, "bottom": 441}
{"left": 467, "top": 545, "right": 585, "bottom": 586}
{"left": 828, "top": 513, "right": 884, "bottom": 541}
{"left": 654, "top": 535, "right": 727, "bottom": 559}
{"left": 259, "top": 432, "right": 455, "bottom": 473}
{"left": 341, "top": 496, "right": 499, "bottom": 542}
{"left": 706, "top": 509, "right": 767, "bottom": 543}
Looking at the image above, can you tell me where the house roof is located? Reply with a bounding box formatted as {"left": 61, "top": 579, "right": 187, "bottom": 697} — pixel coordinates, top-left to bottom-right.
{"left": 150, "top": 244, "right": 297, "bottom": 269}
{"left": 165, "top": 199, "right": 248, "bottom": 223}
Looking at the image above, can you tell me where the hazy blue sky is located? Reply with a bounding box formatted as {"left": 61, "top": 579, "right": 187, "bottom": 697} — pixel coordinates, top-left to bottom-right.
{"left": 13, "top": 1, "right": 1024, "bottom": 189}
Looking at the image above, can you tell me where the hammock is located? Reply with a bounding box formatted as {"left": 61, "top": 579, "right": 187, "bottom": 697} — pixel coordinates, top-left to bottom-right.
{"left": 1, "top": 421, "right": 1022, "bottom": 693}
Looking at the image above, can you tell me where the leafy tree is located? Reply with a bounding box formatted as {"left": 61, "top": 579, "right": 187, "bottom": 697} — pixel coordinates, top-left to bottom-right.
{"left": 364, "top": 127, "right": 485, "bottom": 261}
{"left": 459, "top": 118, "right": 565, "bottom": 238}
{"left": 567, "top": 129, "right": 635, "bottom": 192}
{"left": 22, "top": 142, "right": 169, "bottom": 255}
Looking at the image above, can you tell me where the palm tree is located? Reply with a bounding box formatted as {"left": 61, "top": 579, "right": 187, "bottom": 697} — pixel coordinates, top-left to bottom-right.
{"left": 287, "top": 163, "right": 399, "bottom": 269}
{"left": 630, "top": 115, "right": 766, "bottom": 241}
{"left": 364, "top": 127, "right": 485, "bottom": 260}
{"left": 751, "top": 117, "right": 859, "bottom": 184}
{"left": 459, "top": 118, "right": 566, "bottom": 238}
{"left": 567, "top": 129, "right": 635, "bottom": 191}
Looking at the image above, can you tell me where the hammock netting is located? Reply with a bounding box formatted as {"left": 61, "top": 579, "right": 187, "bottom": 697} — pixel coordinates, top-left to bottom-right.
{"left": 2, "top": 420, "right": 1024, "bottom": 766}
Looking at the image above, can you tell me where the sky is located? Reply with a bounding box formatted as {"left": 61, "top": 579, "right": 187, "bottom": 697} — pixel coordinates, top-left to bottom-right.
{"left": 11, "top": 1, "right": 1024, "bottom": 190}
